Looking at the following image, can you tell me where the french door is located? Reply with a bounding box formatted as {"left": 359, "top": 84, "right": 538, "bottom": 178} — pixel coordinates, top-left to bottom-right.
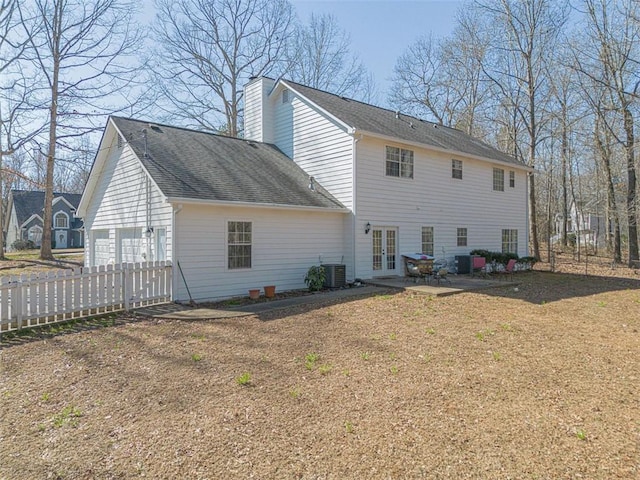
{"left": 372, "top": 227, "right": 398, "bottom": 275}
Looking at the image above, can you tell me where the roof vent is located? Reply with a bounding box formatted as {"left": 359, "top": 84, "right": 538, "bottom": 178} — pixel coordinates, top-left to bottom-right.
{"left": 433, "top": 124, "right": 438, "bottom": 129}
{"left": 149, "top": 124, "right": 162, "bottom": 133}
{"left": 395, "top": 110, "right": 400, "bottom": 119}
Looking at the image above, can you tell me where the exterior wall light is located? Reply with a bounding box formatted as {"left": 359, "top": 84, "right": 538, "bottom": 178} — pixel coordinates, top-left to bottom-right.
{"left": 365, "top": 222, "right": 371, "bottom": 234}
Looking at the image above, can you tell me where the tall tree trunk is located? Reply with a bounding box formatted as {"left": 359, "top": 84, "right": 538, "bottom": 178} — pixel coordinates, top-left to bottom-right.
{"left": 0, "top": 151, "right": 5, "bottom": 260}
{"left": 595, "top": 115, "right": 622, "bottom": 263}
{"left": 561, "top": 117, "right": 568, "bottom": 247}
{"left": 40, "top": 1, "right": 62, "bottom": 261}
{"left": 623, "top": 107, "right": 638, "bottom": 266}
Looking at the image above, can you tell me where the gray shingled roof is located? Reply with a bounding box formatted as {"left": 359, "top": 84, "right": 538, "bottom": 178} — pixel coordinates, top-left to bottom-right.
{"left": 11, "top": 190, "right": 82, "bottom": 226}
{"left": 110, "top": 117, "right": 345, "bottom": 210}
{"left": 282, "top": 80, "right": 525, "bottom": 167}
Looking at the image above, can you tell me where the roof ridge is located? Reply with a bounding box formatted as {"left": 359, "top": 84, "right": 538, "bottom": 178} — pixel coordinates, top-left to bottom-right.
{"left": 110, "top": 115, "right": 271, "bottom": 146}
{"left": 280, "top": 78, "right": 461, "bottom": 132}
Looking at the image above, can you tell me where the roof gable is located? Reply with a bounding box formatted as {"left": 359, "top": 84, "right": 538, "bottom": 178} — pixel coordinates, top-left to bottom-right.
{"left": 280, "top": 79, "right": 527, "bottom": 168}
{"left": 109, "top": 116, "right": 345, "bottom": 210}
{"left": 10, "top": 190, "right": 82, "bottom": 227}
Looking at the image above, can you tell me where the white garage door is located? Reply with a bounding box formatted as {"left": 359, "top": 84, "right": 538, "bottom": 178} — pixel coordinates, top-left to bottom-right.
{"left": 119, "top": 228, "right": 145, "bottom": 263}
{"left": 92, "top": 230, "right": 110, "bottom": 266}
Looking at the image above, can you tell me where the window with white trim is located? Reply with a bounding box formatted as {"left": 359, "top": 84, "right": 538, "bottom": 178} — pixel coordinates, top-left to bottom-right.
{"left": 385, "top": 146, "right": 414, "bottom": 179}
{"left": 282, "top": 89, "right": 290, "bottom": 103}
{"left": 457, "top": 228, "right": 468, "bottom": 247}
{"left": 28, "top": 226, "right": 43, "bottom": 246}
{"left": 228, "top": 221, "right": 252, "bottom": 269}
{"left": 54, "top": 212, "right": 68, "bottom": 228}
{"left": 509, "top": 170, "right": 515, "bottom": 188}
{"left": 493, "top": 168, "right": 505, "bottom": 191}
{"left": 421, "top": 226, "right": 434, "bottom": 256}
{"left": 502, "top": 229, "right": 518, "bottom": 253}
{"left": 452, "top": 159, "right": 463, "bottom": 179}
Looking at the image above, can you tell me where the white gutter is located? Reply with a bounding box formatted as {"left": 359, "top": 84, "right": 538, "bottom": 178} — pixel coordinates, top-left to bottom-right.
{"left": 164, "top": 196, "right": 350, "bottom": 213}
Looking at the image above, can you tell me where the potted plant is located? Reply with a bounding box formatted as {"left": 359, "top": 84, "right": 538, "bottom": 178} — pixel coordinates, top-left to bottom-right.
{"left": 248, "top": 289, "right": 260, "bottom": 299}
{"left": 264, "top": 285, "right": 276, "bottom": 298}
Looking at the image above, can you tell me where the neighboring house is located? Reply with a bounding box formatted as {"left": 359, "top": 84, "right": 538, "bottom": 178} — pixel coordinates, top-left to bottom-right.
{"left": 553, "top": 198, "right": 607, "bottom": 248}
{"left": 78, "top": 77, "right": 531, "bottom": 302}
{"left": 4, "top": 190, "right": 84, "bottom": 251}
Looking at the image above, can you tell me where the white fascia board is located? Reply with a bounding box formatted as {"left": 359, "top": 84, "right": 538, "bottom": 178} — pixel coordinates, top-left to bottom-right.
{"left": 20, "top": 213, "right": 43, "bottom": 228}
{"left": 165, "top": 196, "right": 350, "bottom": 214}
{"left": 277, "top": 80, "right": 354, "bottom": 133}
{"left": 351, "top": 129, "right": 534, "bottom": 172}
{"left": 77, "top": 118, "right": 116, "bottom": 217}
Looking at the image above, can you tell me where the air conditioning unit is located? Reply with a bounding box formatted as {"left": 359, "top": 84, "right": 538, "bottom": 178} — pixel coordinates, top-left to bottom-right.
{"left": 323, "top": 264, "right": 346, "bottom": 288}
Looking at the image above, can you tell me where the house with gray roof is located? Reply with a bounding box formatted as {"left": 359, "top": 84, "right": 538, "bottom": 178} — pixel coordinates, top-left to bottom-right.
{"left": 4, "top": 189, "right": 84, "bottom": 251}
{"left": 78, "top": 77, "right": 531, "bottom": 302}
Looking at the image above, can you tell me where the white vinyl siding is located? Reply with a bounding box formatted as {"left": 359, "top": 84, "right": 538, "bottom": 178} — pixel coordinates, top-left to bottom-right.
{"left": 273, "top": 87, "right": 354, "bottom": 209}
{"left": 354, "top": 136, "right": 529, "bottom": 277}
{"left": 82, "top": 126, "right": 173, "bottom": 267}
{"left": 173, "top": 204, "right": 346, "bottom": 302}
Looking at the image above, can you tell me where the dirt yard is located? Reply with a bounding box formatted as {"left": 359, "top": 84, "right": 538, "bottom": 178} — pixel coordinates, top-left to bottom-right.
{"left": 1, "top": 262, "right": 639, "bottom": 479}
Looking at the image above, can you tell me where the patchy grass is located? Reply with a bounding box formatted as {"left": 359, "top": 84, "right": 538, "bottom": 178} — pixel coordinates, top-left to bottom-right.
{"left": 1, "top": 270, "right": 639, "bottom": 478}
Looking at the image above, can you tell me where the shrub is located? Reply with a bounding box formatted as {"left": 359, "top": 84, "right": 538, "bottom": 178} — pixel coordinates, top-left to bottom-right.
{"left": 11, "top": 239, "right": 36, "bottom": 250}
{"left": 304, "top": 265, "right": 325, "bottom": 292}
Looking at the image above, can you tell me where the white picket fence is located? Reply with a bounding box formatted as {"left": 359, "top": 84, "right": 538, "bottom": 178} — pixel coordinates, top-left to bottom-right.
{"left": 0, "top": 261, "right": 172, "bottom": 333}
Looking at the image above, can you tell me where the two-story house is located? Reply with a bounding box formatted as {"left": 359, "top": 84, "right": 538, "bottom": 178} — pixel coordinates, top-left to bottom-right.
{"left": 4, "top": 189, "right": 84, "bottom": 251}
{"left": 78, "top": 77, "right": 531, "bottom": 302}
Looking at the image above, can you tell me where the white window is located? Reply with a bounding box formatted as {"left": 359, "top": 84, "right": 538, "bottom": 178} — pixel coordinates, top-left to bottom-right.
{"left": 421, "top": 226, "right": 434, "bottom": 256}
{"left": 457, "top": 228, "right": 468, "bottom": 247}
{"left": 502, "top": 229, "right": 518, "bottom": 253}
{"left": 385, "top": 146, "right": 414, "bottom": 179}
{"left": 228, "top": 221, "right": 252, "bottom": 269}
{"left": 452, "top": 159, "right": 463, "bottom": 179}
{"left": 54, "top": 212, "right": 69, "bottom": 229}
{"left": 493, "top": 168, "right": 504, "bottom": 191}
{"left": 509, "top": 170, "right": 515, "bottom": 188}
{"left": 28, "top": 226, "right": 43, "bottom": 246}
{"left": 282, "top": 89, "right": 290, "bottom": 104}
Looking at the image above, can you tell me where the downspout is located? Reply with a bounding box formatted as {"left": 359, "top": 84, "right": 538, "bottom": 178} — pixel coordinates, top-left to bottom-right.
{"left": 172, "top": 203, "right": 183, "bottom": 301}
{"left": 352, "top": 132, "right": 363, "bottom": 281}
{"left": 526, "top": 172, "right": 531, "bottom": 257}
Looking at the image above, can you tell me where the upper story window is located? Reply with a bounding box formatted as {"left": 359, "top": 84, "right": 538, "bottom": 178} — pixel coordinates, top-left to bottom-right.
{"left": 54, "top": 212, "right": 69, "bottom": 229}
{"left": 385, "top": 146, "right": 414, "bottom": 179}
{"left": 282, "top": 89, "right": 290, "bottom": 104}
{"left": 493, "top": 168, "right": 505, "bottom": 191}
{"left": 421, "top": 226, "right": 434, "bottom": 256}
{"left": 452, "top": 159, "right": 463, "bottom": 179}
{"left": 228, "top": 221, "right": 252, "bottom": 269}
{"left": 509, "top": 170, "right": 515, "bottom": 188}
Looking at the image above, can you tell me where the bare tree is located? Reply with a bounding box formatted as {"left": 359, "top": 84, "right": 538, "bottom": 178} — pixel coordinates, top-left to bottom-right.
{"left": 475, "top": 0, "right": 569, "bottom": 260}
{"left": 19, "top": 0, "right": 145, "bottom": 260}
{"left": 0, "top": 0, "right": 42, "bottom": 259}
{"left": 152, "top": 0, "right": 294, "bottom": 136}
{"left": 389, "top": 8, "right": 492, "bottom": 137}
{"left": 572, "top": 0, "right": 639, "bottom": 267}
{"left": 287, "top": 13, "right": 375, "bottom": 102}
